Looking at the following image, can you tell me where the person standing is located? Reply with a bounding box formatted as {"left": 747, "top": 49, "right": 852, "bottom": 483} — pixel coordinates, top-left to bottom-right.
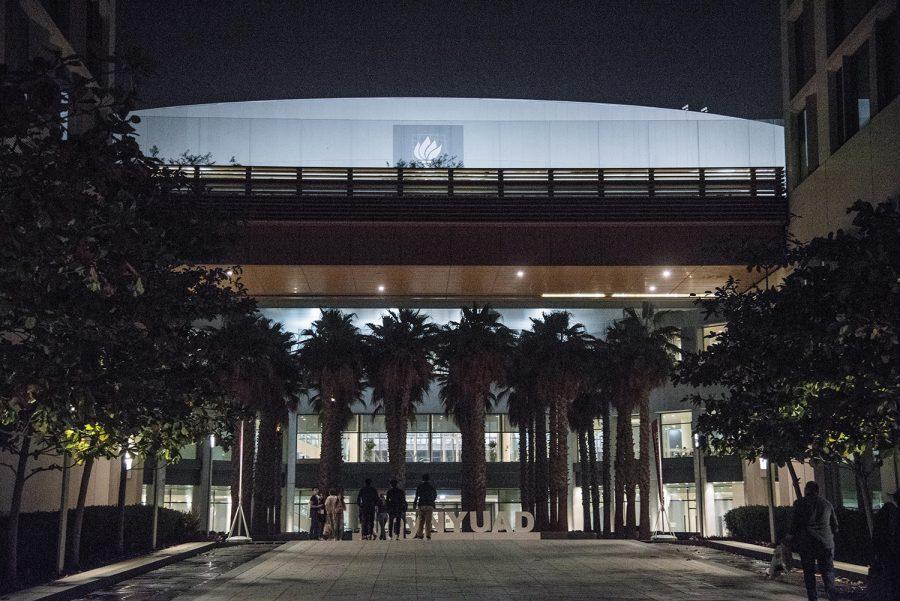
{"left": 357, "top": 478, "right": 379, "bottom": 540}
{"left": 869, "top": 488, "right": 900, "bottom": 599}
{"left": 790, "top": 481, "right": 839, "bottom": 601}
{"left": 386, "top": 479, "right": 405, "bottom": 540}
{"left": 324, "top": 488, "right": 343, "bottom": 541}
{"left": 308, "top": 487, "right": 325, "bottom": 540}
{"left": 413, "top": 473, "right": 437, "bottom": 540}
{"left": 376, "top": 492, "right": 389, "bottom": 540}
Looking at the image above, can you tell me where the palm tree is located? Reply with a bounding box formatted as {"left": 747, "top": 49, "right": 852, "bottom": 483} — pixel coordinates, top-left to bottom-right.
{"left": 299, "top": 309, "right": 366, "bottom": 495}
{"left": 568, "top": 394, "right": 595, "bottom": 532}
{"left": 436, "top": 305, "right": 514, "bottom": 528}
{"left": 518, "top": 312, "right": 593, "bottom": 531}
{"left": 220, "top": 315, "right": 302, "bottom": 536}
{"left": 364, "top": 308, "right": 438, "bottom": 486}
{"left": 606, "top": 302, "right": 679, "bottom": 539}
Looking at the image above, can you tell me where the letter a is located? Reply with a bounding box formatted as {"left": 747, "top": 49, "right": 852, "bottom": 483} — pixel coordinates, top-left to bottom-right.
{"left": 494, "top": 512, "right": 510, "bottom": 532}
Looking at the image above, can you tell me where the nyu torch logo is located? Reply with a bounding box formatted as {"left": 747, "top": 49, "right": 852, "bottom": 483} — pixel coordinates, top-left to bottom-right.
{"left": 412, "top": 136, "right": 443, "bottom": 164}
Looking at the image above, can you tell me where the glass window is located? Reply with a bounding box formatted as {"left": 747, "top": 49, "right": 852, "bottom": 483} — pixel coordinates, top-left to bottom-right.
{"left": 406, "top": 431, "right": 429, "bottom": 462}
{"left": 664, "top": 483, "right": 698, "bottom": 532}
{"left": 833, "top": 42, "right": 872, "bottom": 149}
{"left": 211, "top": 444, "right": 231, "bottom": 461}
{"left": 178, "top": 444, "right": 197, "bottom": 460}
{"left": 361, "top": 415, "right": 387, "bottom": 462}
{"left": 660, "top": 411, "right": 693, "bottom": 458}
{"left": 669, "top": 331, "right": 682, "bottom": 362}
{"left": 713, "top": 482, "right": 744, "bottom": 537}
{"left": 631, "top": 416, "right": 640, "bottom": 455}
{"left": 485, "top": 414, "right": 500, "bottom": 461}
{"left": 432, "top": 414, "right": 459, "bottom": 432}
{"left": 163, "top": 484, "right": 195, "bottom": 513}
{"left": 791, "top": 3, "right": 816, "bottom": 93}
{"left": 501, "top": 415, "right": 520, "bottom": 462}
{"left": 297, "top": 414, "right": 322, "bottom": 459}
{"left": 876, "top": 10, "right": 900, "bottom": 108}
{"left": 432, "top": 432, "right": 462, "bottom": 462}
{"left": 209, "top": 485, "right": 232, "bottom": 532}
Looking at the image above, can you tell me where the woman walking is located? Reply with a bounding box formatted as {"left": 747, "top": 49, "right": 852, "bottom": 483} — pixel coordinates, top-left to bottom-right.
{"left": 324, "top": 488, "right": 344, "bottom": 540}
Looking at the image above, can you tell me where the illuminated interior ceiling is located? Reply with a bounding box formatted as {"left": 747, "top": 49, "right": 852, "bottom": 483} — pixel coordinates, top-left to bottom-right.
{"left": 228, "top": 264, "right": 751, "bottom": 300}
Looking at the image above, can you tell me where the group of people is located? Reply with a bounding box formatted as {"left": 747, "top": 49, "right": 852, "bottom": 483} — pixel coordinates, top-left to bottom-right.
{"left": 779, "top": 481, "right": 900, "bottom": 601}
{"left": 307, "top": 474, "right": 438, "bottom": 541}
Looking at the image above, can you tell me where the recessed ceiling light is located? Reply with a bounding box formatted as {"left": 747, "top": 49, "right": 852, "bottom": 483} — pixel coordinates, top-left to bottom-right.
{"left": 226, "top": 269, "right": 233, "bottom": 277}
{"left": 648, "top": 285, "right": 657, "bottom": 292}
{"left": 377, "top": 285, "right": 385, "bottom": 292}
{"left": 662, "top": 270, "right": 672, "bottom": 278}
{"left": 516, "top": 270, "right": 525, "bottom": 278}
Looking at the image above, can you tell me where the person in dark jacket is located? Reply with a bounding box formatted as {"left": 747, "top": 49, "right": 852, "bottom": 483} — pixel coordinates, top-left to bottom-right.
{"left": 357, "top": 478, "right": 379, "bottom": 540}
{"left": 790, "top": 481, "right": 839, "bottom": 601}
{"left": 413, "top": 473, "right": 437, "bottom": 539}
{"left": 869, "top": 488, "right": 900, "bottom": 599}
{"left": 386, "top": 479, "right": 405, "bottom": 540}
{"left": 308, "top": 487, "right": 325, "bottom": 540}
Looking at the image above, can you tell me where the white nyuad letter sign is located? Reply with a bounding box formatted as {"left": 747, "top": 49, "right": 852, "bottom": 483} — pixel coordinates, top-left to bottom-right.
{"left": 433, "top": 511, "right": 535, "bottom": 535}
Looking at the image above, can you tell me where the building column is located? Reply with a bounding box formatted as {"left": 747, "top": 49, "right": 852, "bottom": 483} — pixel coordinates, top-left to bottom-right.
{"left": 197, "top": 438, "right": 212, "bottom": 532}
{"left": 282, "top": 409, "right": 298, "bottom": 533}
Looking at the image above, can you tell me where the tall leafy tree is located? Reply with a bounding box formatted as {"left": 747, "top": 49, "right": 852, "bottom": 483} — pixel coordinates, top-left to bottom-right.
{"left": 364, "top": 309, "right": 438, "bottom": 486}
{"left": 604, "top": 303, "right": 678, "bottom": 539}
{"left": 0, "top": 58, "right": 251, "bottom": 584}
{"left": 680, "top": 200, "right": 899, "bottom": 534}
{"left": 299, "top": 310, "right": 366, "bottom": 494}
{"left": 436, "top": 305, "right": 514, "bottom": 527}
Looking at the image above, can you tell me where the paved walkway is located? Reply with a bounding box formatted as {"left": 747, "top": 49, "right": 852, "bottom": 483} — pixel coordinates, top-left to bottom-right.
{"left": 172, "top": 539, "right": 809, "bottom": 601}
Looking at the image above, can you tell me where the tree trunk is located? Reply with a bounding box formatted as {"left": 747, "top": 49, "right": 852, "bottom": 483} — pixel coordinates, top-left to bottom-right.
{"left": 230, "top": 420, "right": 256, "bottom": 531}
{"left": 115, "top": 453, "right": 128, "bottom": 556}
{"left": 600, "top": 399, "right": 612, "bottom": 536}
{"left": 252, "top": 407, "right": 281, "bottom": 536}
{"left": 553, "top": 397, "right": 569, "bottom": 532}
{"left": 548, "top": 398, "right": 559, "bottom": 528}
{"left": 460, "top": 395, "right": 487, "bottom": 530}
{"left": 533, "top": 408, "right": 548, "bottom": 530}
{"left": 852, "top": 459, "right": 875, "bottom": 537}
{"left": 587, "top": 420, "right": 602, "bottom": 534}
{"left": 518, "top": 421, "right": 530, "bottom": 513}
{"left": 385, "top": 397, "right": 407, "bottom": 486}
{"left": 613, "top": 405, "right": 627, "bottom": 535}
{"left": 785, "top": 460, "right": 803, "bottom": 501}
{"left": 638, "top": 395, "right": 651, "bottom": 540}
{"left": 2, "top": 430, "right": 32, "bottom": 589}
{"left": 578, "top": 429, "right": 591, "bottom": 532}
{"left": 318, "top": 400, "right": 344, "bottom": 495}
{"left": 67, "top": 457, "right": 94, "bottom": 570}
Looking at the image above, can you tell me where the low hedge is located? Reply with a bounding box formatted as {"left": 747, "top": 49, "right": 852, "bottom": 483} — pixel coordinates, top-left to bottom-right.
{"left": 724, "top": 504, "right": 873, "bottom": 565}
{"left": 0, "top": 504, "right": 198, "bottom": 588}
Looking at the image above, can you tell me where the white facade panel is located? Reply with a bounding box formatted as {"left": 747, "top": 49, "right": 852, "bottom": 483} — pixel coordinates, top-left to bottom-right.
{"left": 133, "top": 98, "right": 785, "bottom": 168}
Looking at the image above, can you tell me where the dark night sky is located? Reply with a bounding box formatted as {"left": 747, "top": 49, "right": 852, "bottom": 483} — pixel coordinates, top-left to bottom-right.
{"left": 118, "top": 1, "right": 782, "bottom": 120}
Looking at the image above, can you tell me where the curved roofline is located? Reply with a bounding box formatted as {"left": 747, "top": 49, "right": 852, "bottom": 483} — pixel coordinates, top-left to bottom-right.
{"left": 135, "top": 96, "right": 765, "bottom": 123}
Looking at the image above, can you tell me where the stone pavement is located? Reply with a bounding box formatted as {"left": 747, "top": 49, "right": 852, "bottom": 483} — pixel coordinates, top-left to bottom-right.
{"left": 170, "top": 539, "right": 810, "bottom": 601}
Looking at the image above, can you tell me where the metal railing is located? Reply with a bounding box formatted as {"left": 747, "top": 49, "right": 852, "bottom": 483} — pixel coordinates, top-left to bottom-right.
{"left": 168, "top": 166, "right": 786, "bottom": 222}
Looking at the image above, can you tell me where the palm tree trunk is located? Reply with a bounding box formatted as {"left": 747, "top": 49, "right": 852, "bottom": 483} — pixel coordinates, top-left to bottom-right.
{"left": 533, "top": 408, "right": 548, "bottom": 530}
{"left": 600, "top": 399, "right": 612, "bottom": 536}
{"left": 527, "top": 417, "right": 536, "bottom": 516}
{"left": 548, "top": 399, "right": 558, "bottom": 528}
{"left": 115, "top": 453, "right": 128, "bottom": 556}
{"left": 3, "top": 429, "right": 32, "bottom": 589}
{"left": 385, "top": 399, "right": 407, "bottom": 486}
{"left": 614, "top": 404, "right": 630, "bottom": 536}
{"left": 587, "top": 421, "right": 601, "bottom": 534}
{"left": 67, "top": 457, "right": 94, "bottom": 570}
{"left": 460, "top": 395, "right": 487, "bottom": 530}
{"left": 319, "top": 400, "right": 344, "bottom": 495}
{"left": 518, "top": 421, "right": 529, "bottom": 513}
{"left": 252, "top": 407, "right": 280, "bottom": 536}
{"left": 231, "top": 419, "right": 256, "bottom": 531}
{"left": 621, "top": 403, "right": 637, "bottom": 538}
{"left": 638, "top": 395, "right": 651, "bottom": 539}
{"left": 578, "top": 429, "right": 591, "bottom": 532}
{"left": 553, "top": 397, "right": 569, "bottom": 532}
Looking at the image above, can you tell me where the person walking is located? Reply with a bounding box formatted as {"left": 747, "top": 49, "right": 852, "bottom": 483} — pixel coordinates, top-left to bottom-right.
{"left": 324, "top": 488, "right": 344, "bottom": 541}
{"left": 789, "top": 481, "right": 839, "bottom": 601}
{"left": 386, "top": 479, "right": 405, "bottom": 540}
{"left": 357, "top": 478, "right": 379, "bottom": 540}
{"left": 413, "top": 473, "right": 437, "bottom": 540}
{"left": 308, "top": 487, "right": 325, "bottom": 540}
{"left": 376, "top": 492, "right": 389, "bottom": 540}
{"left": 869, "top": 488, "right": 900, "bottom": 599}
